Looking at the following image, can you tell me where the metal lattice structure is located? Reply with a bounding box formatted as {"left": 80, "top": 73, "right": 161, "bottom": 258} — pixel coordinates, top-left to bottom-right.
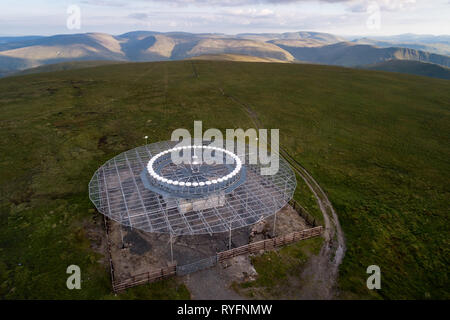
{"left": 89, "top": 140, "right": 296, "bottom": 236}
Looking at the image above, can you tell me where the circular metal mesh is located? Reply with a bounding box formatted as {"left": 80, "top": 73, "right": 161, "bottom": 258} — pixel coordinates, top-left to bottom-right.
{"left": 88, "top": 140, "right": 296, "bottom": 236}
{"left": 144, "top": 145, "right": 244, "bottom": 199}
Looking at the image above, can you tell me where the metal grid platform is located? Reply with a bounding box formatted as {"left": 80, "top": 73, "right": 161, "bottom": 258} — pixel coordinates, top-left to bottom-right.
{"left": 89, "top": 140, "right": 296, "bottom": 236}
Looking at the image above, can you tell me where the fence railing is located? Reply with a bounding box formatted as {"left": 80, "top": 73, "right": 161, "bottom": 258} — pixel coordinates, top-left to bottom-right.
{"left": 217, "top": 226, "right": 323, "bottom": 262}
{"left": 289, "top": 198, "right": 320, "bottom": 227}
{"left": 112, "top": 265, "right": 177, "bottom": 292}
{"left": 111, "top": 226, "right": 323, "bottom": 292}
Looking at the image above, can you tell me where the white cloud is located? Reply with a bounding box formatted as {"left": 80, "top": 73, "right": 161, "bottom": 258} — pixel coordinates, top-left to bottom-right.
{"left": 349, "top": 0, "right": 416, "bottom": 12}
{"left": 129, "top": 12, "right": 149, "bottom": 20}
{"left": 222, "top": 8, "right": 275, "bottom": 17}
{"left": 0, "top": 0, "right": 448, "bottom": 36}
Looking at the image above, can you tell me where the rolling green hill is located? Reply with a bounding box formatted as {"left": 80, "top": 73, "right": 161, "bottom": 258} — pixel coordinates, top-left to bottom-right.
{"left": 189, "top": 53, "right": 289, "bottom": 63}
{"left": 12, "top": 60, "right": 126, "bottom": 77}
{"left": 0, "top": 61, "right": 448, "bottom": 299}
{"left": 362, "top": 60, "right": 450, "bottom": 80}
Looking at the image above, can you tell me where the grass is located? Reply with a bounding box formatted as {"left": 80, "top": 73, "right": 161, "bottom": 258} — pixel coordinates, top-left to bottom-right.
{"left": 233, "top": 237, "right": 323, "bottom": 298}
{"left": 0, "top": 60, "right": 449, "bottom": 299}
{"left": 363, "top": 60, "right": 450, "bottom": 80}
{"left": 11, "top": 60, "right": 126, "bottom": 77}
{"left": 199, "top": 61, "right": 450, "bottom": 299}
{"left": 292, "top": 172, "right": 323, "bottom": 225}
{"left": 113, "top": 279, "right": 190, "bottom": 300}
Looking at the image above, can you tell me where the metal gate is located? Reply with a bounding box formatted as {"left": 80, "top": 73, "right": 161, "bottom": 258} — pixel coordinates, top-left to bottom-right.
{"left": 176, "top": 256, "right": 218, "bottom": 276}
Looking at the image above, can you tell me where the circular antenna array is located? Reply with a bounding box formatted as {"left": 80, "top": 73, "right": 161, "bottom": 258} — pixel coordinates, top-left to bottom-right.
{"left": 88, "top": 140, "right": 296, "bottom": 236}
{"left": 144, "top": 145, "right": 244, "bottom": 198}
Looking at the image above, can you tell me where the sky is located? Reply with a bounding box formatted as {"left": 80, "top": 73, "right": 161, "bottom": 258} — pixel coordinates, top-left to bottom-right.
{"left": 0, "top": 0, "right": 449, "bottom": 37}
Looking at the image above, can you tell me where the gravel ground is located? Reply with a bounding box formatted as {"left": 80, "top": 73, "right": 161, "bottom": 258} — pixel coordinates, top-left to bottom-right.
{"left": 183, "top": 255, "right": 256, "bottom": 300}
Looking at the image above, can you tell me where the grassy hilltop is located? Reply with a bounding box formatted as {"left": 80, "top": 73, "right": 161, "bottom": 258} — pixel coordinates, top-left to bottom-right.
{"left": 0, "top": 61, "right": 448, "bottom": 299}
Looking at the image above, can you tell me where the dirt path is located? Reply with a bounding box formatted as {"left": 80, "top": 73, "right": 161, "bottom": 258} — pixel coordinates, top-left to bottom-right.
{"left": 221, "top": 89, "right": 346, "bottom": 299}
{"left": 184, "top": 264, "right": 247, "bottom": 300}
{"left": 283, "top": 152, "right": 346, "bottom": 299}
{"left": 183, "top": 205, "right": 308, "bottom": 300}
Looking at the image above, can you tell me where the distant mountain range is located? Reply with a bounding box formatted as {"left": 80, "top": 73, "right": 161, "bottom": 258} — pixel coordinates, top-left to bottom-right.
{"left": 275, "top": 41, "right": 450, "bottom": 67}
{"left": 352, "top": 35, "right": 450, "bottom": 56}
{"left": 1, "top": 31, "right": 449, "bottom": 79}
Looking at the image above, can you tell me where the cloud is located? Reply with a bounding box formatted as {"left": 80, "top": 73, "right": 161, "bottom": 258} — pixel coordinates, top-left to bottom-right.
{"left": 222, "top": 8, "right": 275, "bottom": 17}
{"left": 377, "top": 0, "right": 416, "bottom": 11}
{"left": 129, "top": 12, "right": 149, "bottom": 20}
{"left": 153, "top": 0, "right": 349, "bottom": 6}
{"left": 82, "top": 0, "right": 352, "bottom": 8}
{"left": 349, "top": 0, "right": 416, "bottom": 13}
{"left": 6, "top": 0, "right": 439, "bottom": 36}
{"left": 81, "top": 0, "right": 128, "bottom": 7}
{"left": 120, "top": 1, "right": 415, "bottom": 32}
{"left": 80, "top": 0, "right": 419, "bottom": 10}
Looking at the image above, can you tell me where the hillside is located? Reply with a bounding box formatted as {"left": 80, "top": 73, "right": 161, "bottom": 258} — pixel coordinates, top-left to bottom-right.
{"left": 0, "top": 31, "right": 296, "bottom": 73}
{"left": 363, "top": 60, "right": 450, "bottom": 80}
{"left": 186, "top": 38, "right": 294, "bottom": 62}
{"left": 189, "top": 53, "right": 289, "bottom": 63}
{"left": 236, "top": 31, "right": 345, "bottom": 44}
{"left": 275, "top": 42, "right": 450, "bottom": 67}
{"left": 0, "top": 33, "right": 127, "bottom": 74}
{"left": 12, "top": 60, "right": 126, "bottom": 76}
{"left": 0, "top": 61, "right": 448, "bottom": 299}
{"left": 2, "top": 31, "right": 449, "bottom": 76}
{"left": 353, "top": 38, "right": 450, "bottom": 56}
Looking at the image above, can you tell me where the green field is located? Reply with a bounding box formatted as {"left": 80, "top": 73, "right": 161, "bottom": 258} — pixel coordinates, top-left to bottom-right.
{"left": 0, "top": 61, "right": 448, "bottom": 299}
